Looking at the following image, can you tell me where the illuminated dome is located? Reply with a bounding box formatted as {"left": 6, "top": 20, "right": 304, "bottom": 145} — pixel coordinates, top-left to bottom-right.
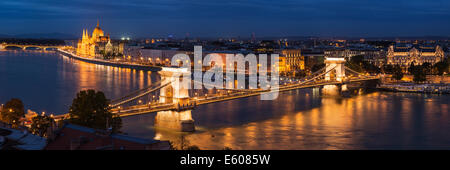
{"left": 92, "top": 20, "right": 104, "bottom": 37}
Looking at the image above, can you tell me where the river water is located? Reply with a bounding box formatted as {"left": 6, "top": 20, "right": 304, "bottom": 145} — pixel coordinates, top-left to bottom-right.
{"left": 1, "top": 50, "right": 449, "bottom": 149}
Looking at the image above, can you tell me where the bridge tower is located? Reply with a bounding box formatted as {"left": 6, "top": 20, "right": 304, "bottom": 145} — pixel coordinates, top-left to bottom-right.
{"left": 324, "top": 57, "right": 346, "bottom": 81}
{"left": 158, "top": 67, "right": 191, "bottom": 105}
{"left": 323, "top": 57, "right": 347, "bottom": 96}
{"left": 155, "top": 67, "right": 195, "bottom": 132}
{"left": 0, "top": 43, "right": 5, "bottom": 50}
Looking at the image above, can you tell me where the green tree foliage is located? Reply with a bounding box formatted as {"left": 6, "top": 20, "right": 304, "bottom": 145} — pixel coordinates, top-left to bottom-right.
{"left": 292, "top": 69, "right": 307, "bottom": 79}
{"left": 408, "top": 62, "right": 416, "bottom": 74}
{"left": 392, "top": 65, "right": 404, "bottom": 81}
{"left": 30, "top": 114, "right": 54, "bottom": 137}
{"left": 433, "top": 58, "right": 449, "bottom": 75}
{"left": 345, "top": 56, "right": 364, "bottom": 73}
{"left": 0, "top": 98, "right": 25, "bottom": 127}
{"left": 311, "top": 63, "right": 325, "bottom": 73}
{"left": 68, "top": 89, "right": 122, "bottom": 133}
{"left": 345, "top": 55, "right": 380, "bottom": 74}
{"left": 422, "top": 62, "right": 432, "bottom": 74}
{"left": 382, "top": 64, "right": 394, "bottom": 74}
{"left": 409, "top": 64, "right": 427, "bottom": 83}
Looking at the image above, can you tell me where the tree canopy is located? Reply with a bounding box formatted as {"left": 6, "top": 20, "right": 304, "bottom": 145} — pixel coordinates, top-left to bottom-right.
{"left": 68, "top": 89, "right": 122, "bottom": 133}
{"left": 0, "top": 98, "right": 25, "bottom": 127}
{"left": 433, "top": 58, "right": 449, "bottom": 75}
{"left": 311, "top": 63, "right": 325, "bottom": 73}
{"left": 345, "top": 55, "right": 380, "bottom": 74}
{"left": 30, "top": 114, "right": 54, "bottom": 137}
{"left": 392, "top": 65, "right": 404, "bottom": 81}
{"left": 409, "top": 64, "right": 427, "bottom": 83}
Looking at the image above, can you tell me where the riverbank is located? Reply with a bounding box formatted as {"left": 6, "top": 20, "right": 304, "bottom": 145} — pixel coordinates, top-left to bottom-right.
{"left": 378, "top": 83, "right": 450, "bottom": 94}
{"left": 57, "top": 49, "right": 162, "bottom": 71}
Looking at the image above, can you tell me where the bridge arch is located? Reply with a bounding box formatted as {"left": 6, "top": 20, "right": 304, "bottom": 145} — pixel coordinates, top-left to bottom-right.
{"left": 0, "top": 43, "right": 61, "bottom": 51}
{"left": 2, "top": 45, "right": 23, "bottom": 50}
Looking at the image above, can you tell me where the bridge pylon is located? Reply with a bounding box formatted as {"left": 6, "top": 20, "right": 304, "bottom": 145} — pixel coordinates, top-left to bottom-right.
{"left": 155, "top": 67, "right": 195, "bottom": 132}
{"left": 158, "top": 67, "right": 191, "bottom": 105}
{"left": 322, "top": 57, "right": 347, "bottom": 96}
{"left": 324, "top": 57, "right": 346, "bottom": 82}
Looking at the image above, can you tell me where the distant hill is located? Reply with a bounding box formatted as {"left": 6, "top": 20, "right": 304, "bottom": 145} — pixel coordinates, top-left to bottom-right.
{"left": 0, "top": 33, "right": 77, "bottom": 40}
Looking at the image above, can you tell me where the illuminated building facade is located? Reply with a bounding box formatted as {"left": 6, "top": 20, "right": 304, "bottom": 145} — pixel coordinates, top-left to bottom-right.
{"left": 278, "top": 49, "right": 304, "bottom": 72}
{"left": 77, "top": 20, "right": 124, "bottom": 58}
{"left": 386, "top": 44, "right": 445, "bottom": 67}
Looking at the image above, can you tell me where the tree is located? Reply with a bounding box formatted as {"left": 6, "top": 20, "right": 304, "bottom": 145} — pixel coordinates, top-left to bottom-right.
{"left": 382, "top": 64, "right": 394, "bottom": 74}
{"left": 412, "top": 65, "right": 427, "bottom": 83}
{"left": 433, "top": 59, "right": 449, "bottom": 76}
{"left": 345, "top": 56, "right": 364, "bottom": 73}
{"left": 294, "top": 69, "right": 307, "bottom": 79}
{"left": 345, "top": 55, "right": 381, "bottom": 74}
{"left": 392, "top": 65, "right": 404, "bottom": 81}
{"left": 408, "top": 62, "right": 416, "bottom": 74}
{"left": 30, "top": 114, "right": 54, "bottom": 137}
{"left": 422, "top": 62, "right": 432, "bottom": 74}
{"left": 362, "top": 62, "right": 381, "bottom": 73}
{"left": 311, "top": 63, "right": 325, "bottom": 73}
{"left": 0, "top": 98, "right": 25, "bottom": 127}
{"left": 68, "top": 89, "right": 122, "bottom": 133}
{"left": 351, "top": 55, "right": 365, "bottom": 64}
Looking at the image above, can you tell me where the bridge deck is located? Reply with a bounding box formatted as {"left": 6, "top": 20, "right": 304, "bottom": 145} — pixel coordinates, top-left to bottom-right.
{"left": 110, "top": 76, "right": 380, "bottom": 117}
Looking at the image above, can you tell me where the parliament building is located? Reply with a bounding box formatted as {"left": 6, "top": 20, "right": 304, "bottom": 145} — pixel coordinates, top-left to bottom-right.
{"left": 77, "top": 20, "right": 124, "bottom": 58}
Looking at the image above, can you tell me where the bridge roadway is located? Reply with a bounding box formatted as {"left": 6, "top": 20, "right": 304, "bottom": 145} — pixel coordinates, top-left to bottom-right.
{"left": 110, "top": 76, "right": 380, "bottom": 117}
{"left": 0, "top": 43, "right": 62, "bottom": 50}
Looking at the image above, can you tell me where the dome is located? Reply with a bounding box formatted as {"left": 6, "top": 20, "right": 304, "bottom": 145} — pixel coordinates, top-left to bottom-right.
{"left": 93, "top": 27, "right": 104, "bottom": 37}
{"left": 92, "top": 20, "right": 104, "bottom": 37}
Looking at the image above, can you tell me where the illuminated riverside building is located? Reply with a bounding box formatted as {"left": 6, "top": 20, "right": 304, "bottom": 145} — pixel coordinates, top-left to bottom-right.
{"left": 76, "top": 20, "right": 124, "bottom": 58}
{"left": 324, "top": 48, "right": 386, "bottom": 67}
{"left": 278, "top": 49, "right": 304, "bottom": 72}
{"left": 386, "top": 44, "right": 445, "bottom": 68}
{"left": 325, "top": 48, "right": 385, "bottom": 60}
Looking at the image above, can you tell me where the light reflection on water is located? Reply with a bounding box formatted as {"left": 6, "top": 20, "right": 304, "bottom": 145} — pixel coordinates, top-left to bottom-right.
{"left": 0, "top": 50, "right": 159, "bottom": 114}
{"left": 122, "top": 90, "right": 450, "bottom": 150}
{"left": 1, "top": 51, "right": 449, "bottom": 149}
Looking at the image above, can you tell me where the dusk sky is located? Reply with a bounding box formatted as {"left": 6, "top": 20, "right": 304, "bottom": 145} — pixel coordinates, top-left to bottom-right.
{"left": 1, "top": 0, "right": 449, "bottom": 38}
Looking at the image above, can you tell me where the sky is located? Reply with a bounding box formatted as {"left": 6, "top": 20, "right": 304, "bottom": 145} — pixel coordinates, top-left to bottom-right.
{"left": 0, "top": 0, "right": 449, "bottom": 38}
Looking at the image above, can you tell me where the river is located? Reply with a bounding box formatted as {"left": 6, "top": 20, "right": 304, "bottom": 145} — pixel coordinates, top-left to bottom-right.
{"left": 1, "top": 50, "right": 449, "bottom": 149}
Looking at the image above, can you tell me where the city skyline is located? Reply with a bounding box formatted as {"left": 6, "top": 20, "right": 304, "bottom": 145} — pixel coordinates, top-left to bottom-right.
{"left": 1, "top": 0, "right": 450, "bottom": 158}
{"left": 1, "top": 0, "right": 450, "bottom": 38}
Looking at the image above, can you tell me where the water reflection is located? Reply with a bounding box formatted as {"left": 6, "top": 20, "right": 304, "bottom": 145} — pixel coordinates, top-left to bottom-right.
{"left": 123, "top": 91, "right": 450, "bottom": 150}
{"left": 0, "top": 50, "right": 158, "bottom": 114}
{"left": 2, "top": 50, "right": 449, "bottom": 149}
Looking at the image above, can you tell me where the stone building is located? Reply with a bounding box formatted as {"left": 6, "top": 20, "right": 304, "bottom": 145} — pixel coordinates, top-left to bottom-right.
{"left": 386, "top": 44, "right": 445, "bottom": 68}
{"left": 77, "top": 20, "right": 124, "bottom": 58}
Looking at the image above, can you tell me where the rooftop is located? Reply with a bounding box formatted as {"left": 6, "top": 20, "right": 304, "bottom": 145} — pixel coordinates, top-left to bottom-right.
{"left": 45, "top": 123, "right": 170, "bottom": 150}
